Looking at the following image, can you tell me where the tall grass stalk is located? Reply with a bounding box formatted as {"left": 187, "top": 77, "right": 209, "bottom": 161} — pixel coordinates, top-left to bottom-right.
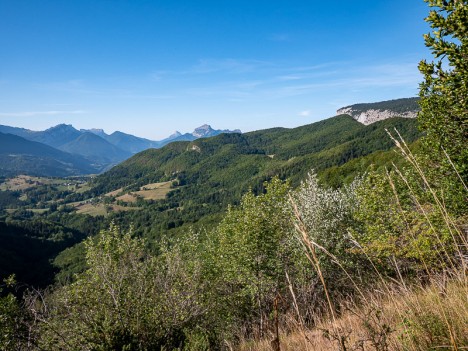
{"left": 285, "top": 134, "right": 466, "bottom": 350}
{"left": 387, "top": 129, "right": 467, "bottom": 270}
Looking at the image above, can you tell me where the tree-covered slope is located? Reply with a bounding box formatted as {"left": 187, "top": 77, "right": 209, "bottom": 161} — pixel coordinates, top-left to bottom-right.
{"left": 95, "top": 115, "right": 419, "bottom": 191}
{"left": 83, "top": 115, "right": 421, "bottom": 239}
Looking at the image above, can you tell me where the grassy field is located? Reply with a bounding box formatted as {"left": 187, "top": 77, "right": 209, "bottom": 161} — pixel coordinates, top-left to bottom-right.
{"left": 116, "top": 193, "right": 138, "bottom": 203}
{"left": 105, "top": 188, "right": 124, "bottom": 197}
{"left": 135, "top": 181, "right": 172, "bottom": 200}
{"left": 75, "top": 203, "right": 108, "bottom": 216}
{"left": 0, "top": 177, "right": 172, "bottom": 216}
{"left": 0, "top": 175, "right": 65, "bottom": 191}
{"left": 112, "top": 181, "right": 173, "bottom": 203}
{"left": 0, "top": 175, "right": 90, "bottom": 193}
{"left": 74, "top": 202, "right": 139, "bottom": 216}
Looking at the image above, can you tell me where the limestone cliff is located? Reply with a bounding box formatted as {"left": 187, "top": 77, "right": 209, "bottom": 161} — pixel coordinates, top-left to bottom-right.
{"left": 337, "top": 97, "right": 420, "bottom": 125}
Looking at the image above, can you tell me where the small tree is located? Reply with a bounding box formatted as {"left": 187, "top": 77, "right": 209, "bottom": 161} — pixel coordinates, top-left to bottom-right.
{"left": 211, "top": 178, "right": 305, "bottom": 338}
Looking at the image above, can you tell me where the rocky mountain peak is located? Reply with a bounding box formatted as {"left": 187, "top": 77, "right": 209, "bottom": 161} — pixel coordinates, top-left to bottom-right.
{"left": 192, "top": 124, "right": 215, "bottom": 138}
{"left": 168, "top": 131, "right": 182, "bottom": 139}
{"left": 47, "top": 124, "right": 77, "bottom": 132}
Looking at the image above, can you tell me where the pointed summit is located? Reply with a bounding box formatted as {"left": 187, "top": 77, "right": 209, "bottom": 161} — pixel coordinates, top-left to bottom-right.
{"left": 37, "top": 124, "right": 81, "bottom": 148}
{"left": 192, "top": 124, "right": 215, "bottom": 138}
{"left": 168, "top": 131, "right": 182, "bottom": 139}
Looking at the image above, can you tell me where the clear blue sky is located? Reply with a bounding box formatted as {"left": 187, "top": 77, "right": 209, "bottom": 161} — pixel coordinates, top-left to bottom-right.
{"left": 0, "top": 0, "right": 431, "bottom": 139}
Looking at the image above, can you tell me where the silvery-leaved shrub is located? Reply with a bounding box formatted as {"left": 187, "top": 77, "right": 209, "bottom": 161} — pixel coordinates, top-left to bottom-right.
{"left": 292, "top": 171, "right": 367, "bottom": 300}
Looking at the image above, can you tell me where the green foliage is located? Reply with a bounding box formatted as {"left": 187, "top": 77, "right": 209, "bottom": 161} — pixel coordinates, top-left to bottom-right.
{"left": 0, "top": 275, "right": 29, "bottom": 351}
{"left": 353, "top": 165, "right": 462, "bottom": 271}
{"left": 208, "top": 178, "right": 305, "bottom": 336}
{"left": 319, "top": 139, "right": 425, "bottom": 189}
{"left": 292, "top": 172, "right": 366, "bottom": 293}
{"left": 36, "top": 225, "right": 211, "bottom": 350}
{"left": 418, "top": 0, "right": 468, "bottom": 182}
{"left": 87, "top": 116, "right": 420, "bottom": 243}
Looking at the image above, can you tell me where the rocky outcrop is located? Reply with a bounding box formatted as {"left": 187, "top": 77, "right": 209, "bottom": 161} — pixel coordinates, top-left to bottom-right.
{"left": 337, "top": 107, "right": 418, "bottom": 125}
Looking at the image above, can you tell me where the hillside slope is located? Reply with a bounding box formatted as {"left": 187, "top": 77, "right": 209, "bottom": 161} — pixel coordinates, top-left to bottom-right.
{"left": 0, "top": 132, "right": 98, "bottom": 177}
{"left": 87, "top": 115, "right": 421, "bottom": 238}
{"left": 59, "top": 132, "right": 131, "bottom": 165}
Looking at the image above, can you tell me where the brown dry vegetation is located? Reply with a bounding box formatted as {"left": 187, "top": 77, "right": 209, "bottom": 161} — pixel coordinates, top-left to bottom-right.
{"left": 106, "top": 182, "right": 172, "bottom": 203}
{"left": 135, "top": 181, "right": 172, "bottom": 200}
{"left": 75, "top": 203, "right": 109, "bottom": 216}
{"left": 104, "top": 188, "right": 124, "bottom": 197}
{"left": 238, "top": 274, "right": 467, "bottom": 351}
{"left": 75, "top": 203, "right": 138, "bottom": 216}
{"left": 116, "top": 193, "right": 138, "bottom": 203}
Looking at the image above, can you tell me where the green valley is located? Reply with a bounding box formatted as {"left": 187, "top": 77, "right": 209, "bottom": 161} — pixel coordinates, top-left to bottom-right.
{"left": 0, "top": 110, "right": 422, "bottom": 286}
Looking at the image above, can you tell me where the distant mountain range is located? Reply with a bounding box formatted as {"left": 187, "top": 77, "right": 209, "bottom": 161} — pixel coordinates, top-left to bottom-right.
{"left": 0, "top": 97, "right": 419, "bottom": 177}
{"left": 0, "top": 123, "right": 241, "bottom": 177}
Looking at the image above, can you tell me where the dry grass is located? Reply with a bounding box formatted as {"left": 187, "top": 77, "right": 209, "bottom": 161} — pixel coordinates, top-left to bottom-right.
{"left": 75, "top": 203, "right": 138, "bottom": 216}
{"left": 0, "top": 175, "right": 59, "bottom": 191}
{"left": 74, "top": 183, "right": 92, "bottom": 193}
{"left": 238, "top": 275, "right": 468, "bottom": 351}
{"left": 105, "top": 182, "right": 172, "bottom": 203}
{"left": 134, "top": 188, "right": 169, "bottom": 200}
{"left": 239, "top": 132, "right": 467, "bottom": 351}
{"left": 116, "top": 193, "right": 138, "bottom": 203}
{"left": 105, "top": 188, "right": 124, "bottom": 197}
{"left": 135, "top": 181, "right": 172, "bottom": 200}
{"left": 75, "top": 203, "right": 109, "bottom": 216}
{"left": 0, "top": 175, "right": 91, "bottom": 193}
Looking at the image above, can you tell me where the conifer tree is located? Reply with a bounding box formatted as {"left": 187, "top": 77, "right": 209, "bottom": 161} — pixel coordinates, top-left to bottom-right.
{"left": 418, "top": 0, "right": 468, "bottom": 181}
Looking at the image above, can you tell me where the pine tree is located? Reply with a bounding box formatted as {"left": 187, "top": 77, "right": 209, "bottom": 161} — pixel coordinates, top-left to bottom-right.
{"left": 418, "top": 0, "right": 468, "bottom": 181}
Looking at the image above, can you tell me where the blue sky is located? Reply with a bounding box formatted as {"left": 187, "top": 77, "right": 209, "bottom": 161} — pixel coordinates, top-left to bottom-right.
{"left": 0, "top": 0, "right": 431, "bottom": 139}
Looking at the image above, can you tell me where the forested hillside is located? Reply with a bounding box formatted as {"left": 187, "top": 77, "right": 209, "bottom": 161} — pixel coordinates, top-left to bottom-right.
{"left": 0, "top": 114, "right": 421, "bottom": 286}
{"left": 77, "top": 115, "right": 419, "bottom": 241}
{"left": 94, "top": 115, "right": 419, "bottom": 195}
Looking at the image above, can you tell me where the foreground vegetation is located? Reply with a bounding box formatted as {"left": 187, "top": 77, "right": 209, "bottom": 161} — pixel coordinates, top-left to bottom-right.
{"left": 1, "top": 141, "right": 466, "bottom": 349}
